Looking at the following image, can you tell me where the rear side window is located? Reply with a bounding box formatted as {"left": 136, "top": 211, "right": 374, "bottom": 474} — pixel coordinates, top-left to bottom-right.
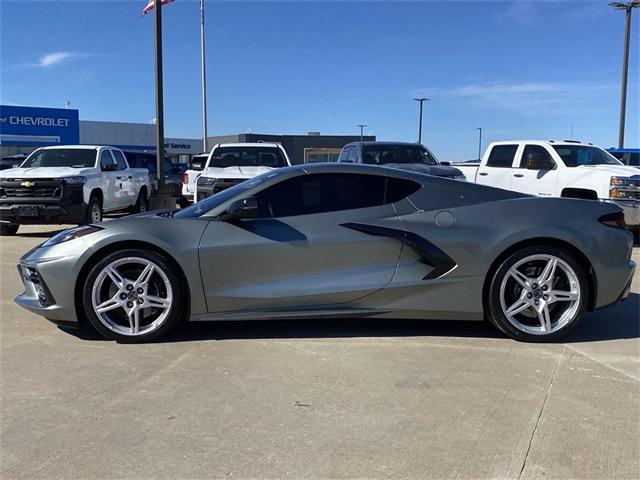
{"left": 255, "top": 173, "right": 419, "bottom": 218}
{"left": 486, "top": 145, "right": 518, "bottom": 168}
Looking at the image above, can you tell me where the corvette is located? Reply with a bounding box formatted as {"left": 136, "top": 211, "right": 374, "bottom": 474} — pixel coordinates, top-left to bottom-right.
{"left": 15, "top": 163, "right": 635, "bottom": 343}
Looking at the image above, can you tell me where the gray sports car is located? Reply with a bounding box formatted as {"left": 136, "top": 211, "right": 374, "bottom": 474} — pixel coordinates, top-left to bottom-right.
{"left": 15, "top": 163, "right": 635, "bottom": 343}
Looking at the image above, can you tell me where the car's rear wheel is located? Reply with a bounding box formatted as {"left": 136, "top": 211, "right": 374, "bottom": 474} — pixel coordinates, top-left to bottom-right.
{"left": 82, "top": 249, "right": 183, "bottom": 342}
{"left": 130, "top": 190, "right": 149, "bottom": 214}
{"left": 0, "top": 223, "right": 19, "bottom": 236}
{"left": 487, "top": 246, "right": 587, "bottom": 342}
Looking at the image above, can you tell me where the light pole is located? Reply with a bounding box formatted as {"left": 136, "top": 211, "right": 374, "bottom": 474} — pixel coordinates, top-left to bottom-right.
{"left": 476, "top": 127, "right": 483, "bottom": 160}
{"left": 357, "top": 124, "right": 367, "bottom": 142}
{"left": 200, "top": 0, "right": 208, "bottom": 153}
{"left": 413, "top": 97, "right": 429, "bottom": 144}
{"left": 153, "top": 0, "right": 166, "bottom": 195}
{"left": 609, "top": 1, "right": 639, "bottom": 148}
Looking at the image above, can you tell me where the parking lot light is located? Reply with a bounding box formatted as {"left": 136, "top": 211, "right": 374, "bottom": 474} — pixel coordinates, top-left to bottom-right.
{"left": 608, "top": 1, "right": 640, "bottom": 148}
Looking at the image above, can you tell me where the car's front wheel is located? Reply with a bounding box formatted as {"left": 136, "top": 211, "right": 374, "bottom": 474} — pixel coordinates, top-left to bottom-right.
{"left": 487, "top": 246, "right": 587, "bottom": 342}
{"left": 82, "top": 249, "right": 184, "bottom": 342}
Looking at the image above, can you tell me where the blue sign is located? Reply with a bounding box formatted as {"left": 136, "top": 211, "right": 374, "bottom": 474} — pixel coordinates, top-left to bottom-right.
{"left": 0, "top": 105, "right": 79, "bottom": 146}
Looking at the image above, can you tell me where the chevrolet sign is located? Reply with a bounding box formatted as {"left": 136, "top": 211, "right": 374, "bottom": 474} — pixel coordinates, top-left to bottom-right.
{"left": 0, "top": 105, "right": 79, "bottom": 146}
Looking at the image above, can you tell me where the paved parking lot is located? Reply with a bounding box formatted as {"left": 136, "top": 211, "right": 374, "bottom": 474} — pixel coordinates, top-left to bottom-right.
{"left": 1, "top": 224, "right": 638, "bottom": 479}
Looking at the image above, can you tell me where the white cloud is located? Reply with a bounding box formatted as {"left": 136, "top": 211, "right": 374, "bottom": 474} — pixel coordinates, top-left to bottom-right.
{"left": 10, "top": 51, "right": 94, "bottom": 70}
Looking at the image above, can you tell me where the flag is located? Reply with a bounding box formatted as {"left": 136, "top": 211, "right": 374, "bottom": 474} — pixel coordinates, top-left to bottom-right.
{"left": 142, "top": 0, "right": 174, "bottom": 15}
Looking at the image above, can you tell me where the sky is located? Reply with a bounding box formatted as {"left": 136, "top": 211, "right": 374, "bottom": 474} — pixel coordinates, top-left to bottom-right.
{"left": 1, "top": 0, "right": 638, "bottom": 161}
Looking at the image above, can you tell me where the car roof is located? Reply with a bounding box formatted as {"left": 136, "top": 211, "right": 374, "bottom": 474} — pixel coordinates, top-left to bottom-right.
{"left": 607, "top": 148, "right": 640, "bottom": 153}
{"left": 489, "top": 140, "right": 600, "bottom": 146}
{"left": 345, "top": 141, "right": 422, "bottom": 147}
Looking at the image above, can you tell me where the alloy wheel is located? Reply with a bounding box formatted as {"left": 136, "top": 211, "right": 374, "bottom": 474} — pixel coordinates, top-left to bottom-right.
{"left": 499, "top": 254, "right": 581, "bottom": 335}
{"left": 91, "top": 257, "right": 173, "bottom": 336}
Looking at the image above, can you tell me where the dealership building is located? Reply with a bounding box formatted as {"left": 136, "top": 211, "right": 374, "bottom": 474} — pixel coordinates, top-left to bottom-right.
{"left": 0, "top": 105, "right": 374, "bottom": 165}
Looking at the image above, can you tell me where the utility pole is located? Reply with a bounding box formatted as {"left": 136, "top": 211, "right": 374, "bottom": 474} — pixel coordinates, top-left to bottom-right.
{"left": 609, "top": 1, "right": 639, "bottom": 148}
{"left": 200, "top": 0, "right": 208, "bottom": 153}
{"left": 477, "top": 127, "right": 483, "bottom": 160}
{"left": 154, "top": 0, "right": 166, "bottom": 194}
{"left": 357, "top": 124, "right": 367, "bottom": 142}
{"left": 413, "top": 98, "right": 429, "bottom": 144}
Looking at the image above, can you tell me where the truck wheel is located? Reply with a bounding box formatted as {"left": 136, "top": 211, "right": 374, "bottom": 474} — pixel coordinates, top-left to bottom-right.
{"left": 131, "top": 191, "right": 149, "bottom": 214}
{"left": 486, "top": 246, "right": 587, "bottom": 342}
{"left": 0, "top": 223, "right": 19, "bottom": 236}
{"left": 178, "top": 197, "right": 190, "bottom": 209}
{"left": 84, "top": 196, "right": 103, "bottom": 224}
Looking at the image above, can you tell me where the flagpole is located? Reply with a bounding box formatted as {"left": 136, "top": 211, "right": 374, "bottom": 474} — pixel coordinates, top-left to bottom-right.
{"left": 154, "top": 0, "right": 166, "bottom": 194}
{"left": 200, "top": 0, "right": 208, "bottom": 153}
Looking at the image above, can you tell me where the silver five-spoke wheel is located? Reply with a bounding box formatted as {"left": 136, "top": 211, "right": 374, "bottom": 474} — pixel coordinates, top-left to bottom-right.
{"left": 499, "top": 254, "right": 581, "bottom": 336}
{"left": 91, "top": 257, "right": 173, "bottom": 336}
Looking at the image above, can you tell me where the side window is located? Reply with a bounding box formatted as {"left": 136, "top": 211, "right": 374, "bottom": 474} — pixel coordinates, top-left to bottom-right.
{"left": 112, "top": 150, "right": 128, "bottom": 171}
{"left": 256, "top": 173, "right": 388, "bottom": 218}
{"left": 519, "top": 145, "right": 556, "bottom": 170}
{"left": 385, "top": 177, "right": 421, "bottom": 203}
{"left": 99, "top": 150, "right": 115, "bottom": 170}
{"left": 486, "top": 145, "right": 518, "bottom": 168}
{"left": 348, "top": 147, "right": 359, "bottom": 163}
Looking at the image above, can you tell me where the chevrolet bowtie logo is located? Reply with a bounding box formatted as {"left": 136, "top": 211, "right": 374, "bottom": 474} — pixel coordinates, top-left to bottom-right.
{"left": 21, "top": 181, "right": 35, "bottom": 188}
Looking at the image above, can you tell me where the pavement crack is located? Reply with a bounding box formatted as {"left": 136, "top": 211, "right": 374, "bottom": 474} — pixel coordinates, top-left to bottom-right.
{"left": 518, "top": 347, "right": 563, "bottom": 480}
{"left": 564, "top": 344, "right": 639, "bottom": 383}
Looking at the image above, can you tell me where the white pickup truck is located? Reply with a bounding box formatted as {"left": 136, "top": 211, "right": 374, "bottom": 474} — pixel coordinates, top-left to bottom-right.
{"left": 456, "top": 140, "right": 640, "bottom": 231}
{"left": 195, "top": 143, "right": 291, "bottom": 202}
{"left": 0, "top": 145, "right": 151, "bottom": 235}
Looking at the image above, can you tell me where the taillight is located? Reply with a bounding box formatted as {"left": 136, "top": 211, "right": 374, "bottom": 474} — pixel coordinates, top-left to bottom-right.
{"left": 598, "top": 211, "right": 627, "bottom": 229}
{"left": 180, "top": 172, "right": 188, "bottom": 184}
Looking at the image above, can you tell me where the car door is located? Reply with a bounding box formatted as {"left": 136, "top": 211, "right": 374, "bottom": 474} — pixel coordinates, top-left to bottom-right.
{"left": 476, "top": 144, "right": 520, "bottom": 190}
{"left": 198, "top": 171, "right": 406, "bottom": 313}
{"left": 510, "top": 144, "right": 558, "bottom": 196}
{"left": 111, "top": 149, "right": 135, "bottom": 207}
{"left": 98, "top": 149, "right": 119, "bottom": 211}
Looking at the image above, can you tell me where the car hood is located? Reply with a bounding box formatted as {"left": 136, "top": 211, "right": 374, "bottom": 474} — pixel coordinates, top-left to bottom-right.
{"left": 383, "top": 163, "right": 463, "bottom": 177}
{"left": 575, "top": 164, "right": 640, "bottom": 177}
{"left": 202, "top": 166, "right": 276, "bottom": 179}
{"left": 0, "top": 166, "right": 94, "bottom": 179}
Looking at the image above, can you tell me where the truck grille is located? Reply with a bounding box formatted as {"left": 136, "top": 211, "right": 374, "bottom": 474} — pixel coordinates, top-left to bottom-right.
{"left": 0, "top": 180, "right": 62, "bottom": 199}
{"left": 213, "top": 178, "right": 245, "bottom": 193}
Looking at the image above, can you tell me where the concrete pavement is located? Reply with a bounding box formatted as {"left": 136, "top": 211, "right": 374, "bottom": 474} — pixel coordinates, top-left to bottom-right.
{"left": 1, "top": 225, "right": 638, "bottom": 479}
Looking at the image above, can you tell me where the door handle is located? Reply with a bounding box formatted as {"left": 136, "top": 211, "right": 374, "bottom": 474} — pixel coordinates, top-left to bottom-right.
{"left": 116, "top": 176, "right": 123, "bottom": 180}
{"left": 478, "top": 172, "right": 488, "bottom": 176}
{"left": 514, "top": 173, "right": 524, "bottom": 178}
{"left": 128, "top": 176, "right": 132, "bottom": 179}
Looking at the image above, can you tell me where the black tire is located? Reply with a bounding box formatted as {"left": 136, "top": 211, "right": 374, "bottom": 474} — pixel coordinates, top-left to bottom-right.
{"left": 130, "top": 190, "right": 149, "bottom": 214}
{"left": 0, "top": 223, "right": 19, "bottom": 236}
{"left": 83, "top": 195, "right": 102, "bottom": 224}
{"left": 82, "top": 249, "right": 184, "bottom": 343}
{"left": 178, "top": 197, "right": 190, "bottom": 209}
{"left": 486, "top": 246, "right": 588, "bottom": 342}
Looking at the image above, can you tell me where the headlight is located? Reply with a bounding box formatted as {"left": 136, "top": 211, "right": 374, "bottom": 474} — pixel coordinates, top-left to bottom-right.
{"left": 197, "top": 176, "right": 216, "bottom": 187}
{"left": 40, "top": 225, "right": 103, "bottom": 247}
{"left": 60, "top": 176, "right": 87, "bottom": 185}
{"left": 610, "top": 176, "right": 631, "bottom": 187}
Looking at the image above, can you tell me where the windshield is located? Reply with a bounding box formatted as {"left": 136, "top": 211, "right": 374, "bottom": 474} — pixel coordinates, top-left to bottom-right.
{"left": 552, "top": 145, "right": 622, "bottom": 167}
{"left": 175, "top": 170, "right": 280, "bottom": 218}
{"left": 209, "top": 146, "right": 288, "bottom": 168}
{"left": 362, "top": 144, "right": 438, "bottom": 166}
{"left": 21, "top": 149, "right": 96, "bottom": 168}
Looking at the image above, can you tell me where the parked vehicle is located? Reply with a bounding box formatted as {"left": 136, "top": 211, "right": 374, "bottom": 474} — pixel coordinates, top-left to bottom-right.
{"left": 607, "top": 148, "right": 640, "bottom": 167}
{"left": 123, "top": 151, "right": 189, "bottom": 208}
{"left": 455, "top": 140, "right": 640, "bottom": 232}
{"left": 1, "top": 155, "right": 27, "bottom": 170}
{"left": 0, "top": 145, "right": 151, "bottom": 235}
{"left": 15, "top": 163, "right": 634, "bottom": 343}
{"left": 196, "top": 143, "right": 291, "bottom": 202}
{"left": 180, "top": 153, "right": 208, "bottom": 204}
{"left": 337, "top": 142, "right": 466, "bottom": 180}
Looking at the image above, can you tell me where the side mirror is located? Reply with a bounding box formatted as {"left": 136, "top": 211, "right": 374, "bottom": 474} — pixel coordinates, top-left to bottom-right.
{"left": 222, "top": 197, "right": 258, "bottom": 221}
{"left": 440, "top": 161, "right": 451, "bottom": 166}
{"left": 190, "top": 160, "right": 204, "bottom": 171}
